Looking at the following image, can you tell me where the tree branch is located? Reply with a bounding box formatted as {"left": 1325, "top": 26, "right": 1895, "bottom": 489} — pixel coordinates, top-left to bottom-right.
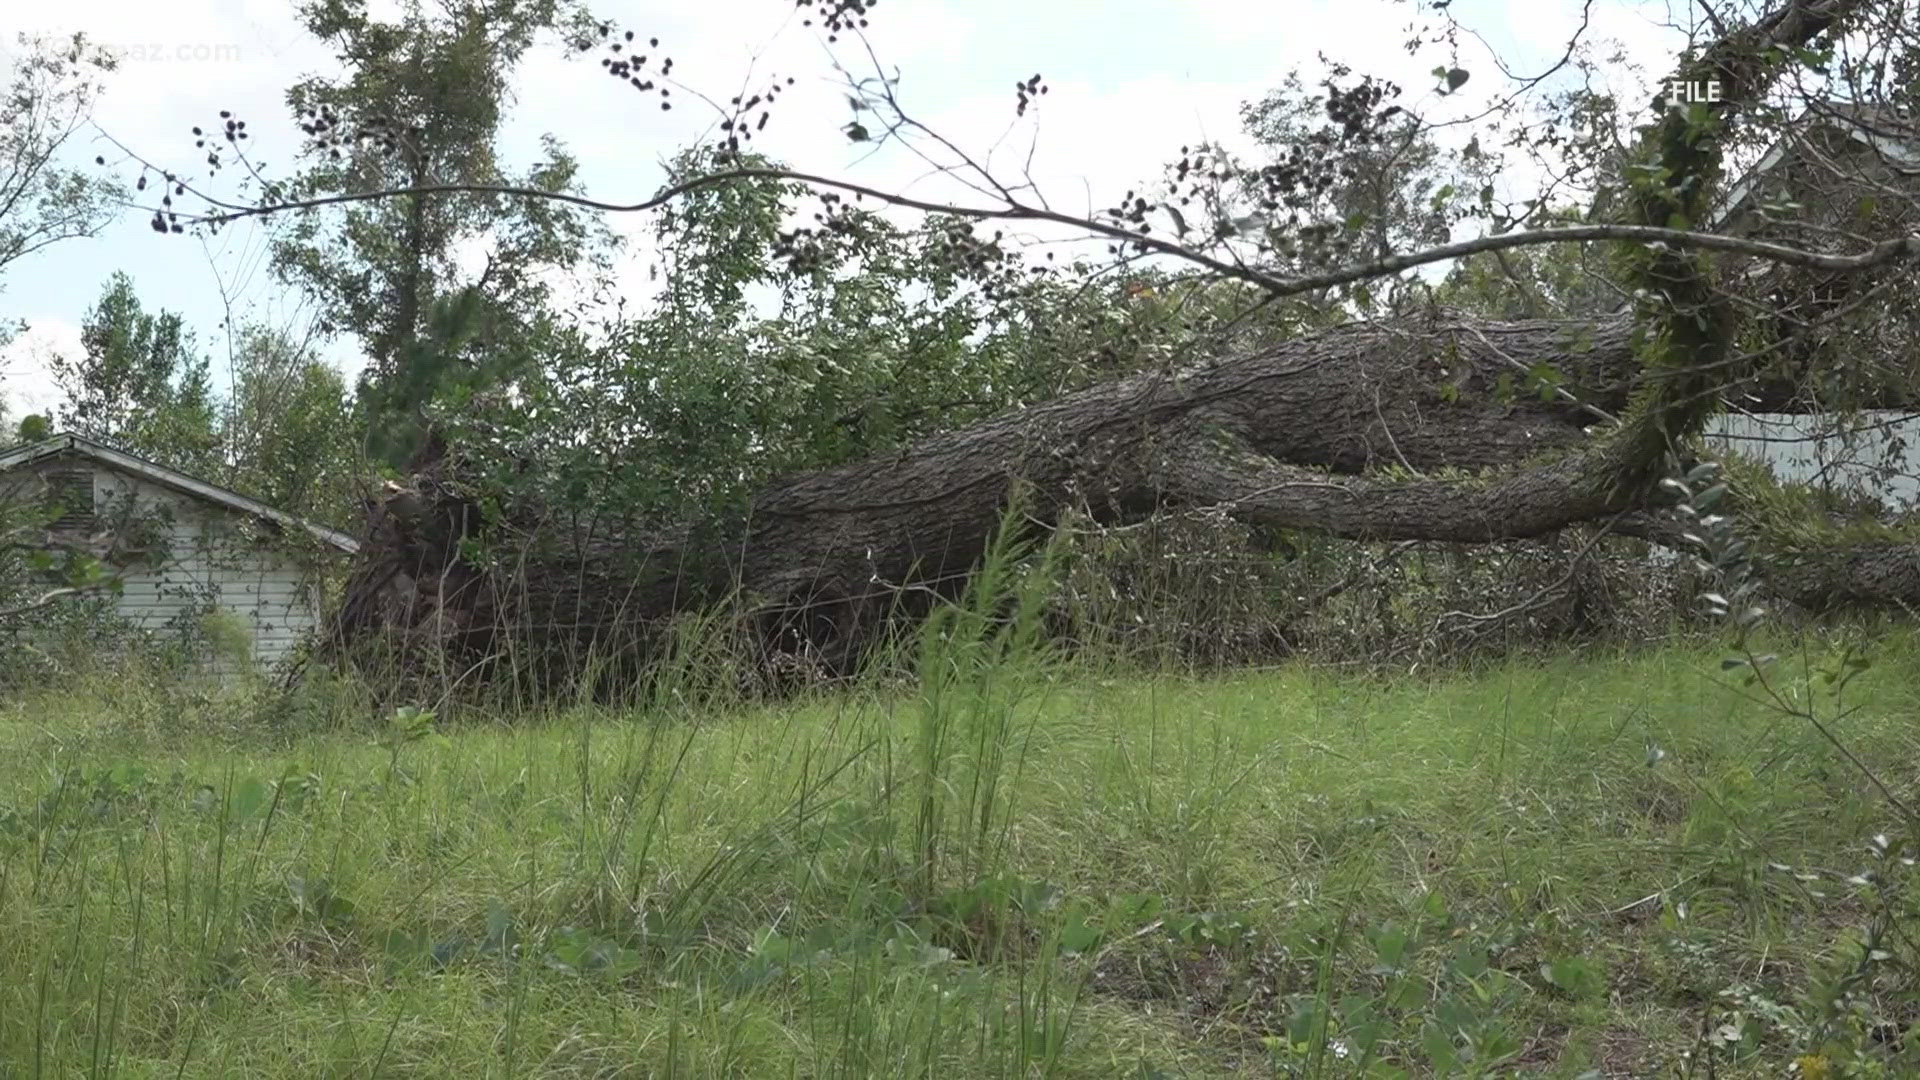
{"left": 155, "top": 174, "right": 1920, "bottom": 303}
{"left": 1155, "top": 424, "right": 1622, "bottom": 544}
{"left": 0, "top": 585, "right": 93, "bottom": 620}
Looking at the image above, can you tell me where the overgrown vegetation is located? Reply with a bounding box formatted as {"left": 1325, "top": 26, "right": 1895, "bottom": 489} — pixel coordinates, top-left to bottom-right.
{"left": 8, "top": 0, "right": 1920, "bottom": 1074}
{"left": 5, "top": 521, "right": 1920, "bottom": 1076}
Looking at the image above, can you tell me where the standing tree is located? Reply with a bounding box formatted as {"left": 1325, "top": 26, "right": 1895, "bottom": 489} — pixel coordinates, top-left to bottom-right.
{"left": 14, "top": 414, "right": 50, "bottom": 443}
{"left": 221, "top": 323, "right": 362, "bottom": 529}
{"left": 0, "top": 32, "right": 125, "bottom": 352}
{"left": 50, "top": 272, "right": 222, "bottom": 473}
{"left": 268, "top": 0, "right": 614, "bottom": 468}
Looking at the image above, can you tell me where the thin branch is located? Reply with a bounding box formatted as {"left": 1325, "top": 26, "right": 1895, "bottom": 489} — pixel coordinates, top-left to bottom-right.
{"left": 1460, "top": 322, "right": 1622, "bottom": 426}
{"left": 155, "top": 167, "right": 1920, "bottom": 303}
{"left": 1432, "top": 510, "right": 1628, "bottom": 629}
{"left": 0, "top": 585, "right": 93, "bottom": 619}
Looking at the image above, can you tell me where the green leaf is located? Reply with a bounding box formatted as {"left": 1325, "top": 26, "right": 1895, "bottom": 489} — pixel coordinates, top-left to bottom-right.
{"left": 752, "top": 928, "right": 795, "bottom": 962}
{"left": 1421, "top": 1022, "right": 1459, "bottom": 1071}
{"left": 1450, "top": 941, "right": 1489, "bottom": 979}
{"left": 231, "top": 777, "right": 266, "bottom": 820}
{"left": 1542, "top": 954, "right": 1601, "bottom": 999}
{"left": 1526, "top": 361, "right": 1563, "bottom": 401}
{"left": 1113, "top": 893, "right": 1164, "bottom": 925}
{"left": 1056, "top": 915, "right": 1104, "bottom": 955}
{"left": 380, "top": 927, "right": 430, "bottom": 965}
{"left": 1369, "top": 924, "right": 1410, "bottom": 973}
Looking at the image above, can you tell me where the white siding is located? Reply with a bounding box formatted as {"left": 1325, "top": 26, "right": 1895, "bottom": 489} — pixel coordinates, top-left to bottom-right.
{"left": 1641, "top": 412, "right": 1920, "bottom": 569}
{"left": 16, "top": 458, "right": 338, "bottom": 675}
{"left": 1703, "top": 411, "right": 1920, "bottom": 513}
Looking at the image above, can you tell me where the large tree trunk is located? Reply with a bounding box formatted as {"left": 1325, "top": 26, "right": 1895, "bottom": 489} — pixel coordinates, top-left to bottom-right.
{"left": 327, "top": 310, "right": 1920, "bottom": 691}
{"left": 316, "top": 0, "right": 1897, "bottom": 695}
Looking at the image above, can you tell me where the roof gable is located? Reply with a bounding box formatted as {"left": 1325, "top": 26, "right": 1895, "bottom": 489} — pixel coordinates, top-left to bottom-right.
{"left": 1605, "top": 102, "right": 1918, "bottom": 316}
{"left": 1709, "top": 102, "right": 1920, "bottom": 229}
{"left": 0, "top": 433, "right": 360, "bottom": 554}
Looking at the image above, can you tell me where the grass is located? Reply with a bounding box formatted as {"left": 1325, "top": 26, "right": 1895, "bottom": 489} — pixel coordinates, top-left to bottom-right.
{"left": 3, "top": 627, "right": 1918, "bottom": 1077}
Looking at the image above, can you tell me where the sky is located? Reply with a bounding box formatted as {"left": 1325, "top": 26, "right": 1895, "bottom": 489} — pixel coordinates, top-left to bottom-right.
{"left": 0, "top": 0, "right": 1701, "bottom": 422}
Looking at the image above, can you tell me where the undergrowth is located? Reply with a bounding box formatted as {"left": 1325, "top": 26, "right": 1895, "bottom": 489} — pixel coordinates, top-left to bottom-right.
{"left": 3, "top": 508, "right": 1919, "bottom": 1077}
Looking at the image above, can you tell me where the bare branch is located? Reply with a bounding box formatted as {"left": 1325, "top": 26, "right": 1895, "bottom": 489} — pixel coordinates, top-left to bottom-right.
{"left": 0, "top": 585, "right": 92, "bottom": 620}
{"left": 155, "top": 168, "right": 1920, "bottom": 303}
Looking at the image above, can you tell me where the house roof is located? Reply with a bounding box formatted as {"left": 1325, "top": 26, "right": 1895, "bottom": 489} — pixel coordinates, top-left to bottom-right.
{"left": 1607, "top": 102, "right": 1919, "bottom": 315}
{"left": 1708, "top": 101, "right": 1920, "bottom": 230}
{"left": 0, "top": 432, "right": 361, "bottom": 554}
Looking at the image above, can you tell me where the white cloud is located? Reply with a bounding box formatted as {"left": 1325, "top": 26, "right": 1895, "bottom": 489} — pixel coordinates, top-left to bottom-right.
{"left": 0, "top": 319, "right": 80, "bottom": 420}
{"left": 1, "top": 0, "right": 1710, "bottom": 395}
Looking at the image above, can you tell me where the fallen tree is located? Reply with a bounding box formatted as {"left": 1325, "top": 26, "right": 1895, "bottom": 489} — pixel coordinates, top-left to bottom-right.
{"left": 327, "top": 304, "right": 1920, "bottom": 691}
{"left": 334, "top": 312, "right": 1650, "bottom": 681}
{"left": 161, "top": 0, "right": 1907, "bottom": 689}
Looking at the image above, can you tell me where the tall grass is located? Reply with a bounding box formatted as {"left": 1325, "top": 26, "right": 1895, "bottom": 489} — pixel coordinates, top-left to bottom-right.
{"left": 4, "top": 516, "right": 1920, "bottom": 1075}
{"left": 907, "top": 505, "right": 1062, "bottom": 899}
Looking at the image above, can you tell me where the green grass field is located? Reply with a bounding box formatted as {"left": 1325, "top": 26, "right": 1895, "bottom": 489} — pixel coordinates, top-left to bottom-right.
{"left": 4, "top": 620, "right": 1918, "bottom": 1077}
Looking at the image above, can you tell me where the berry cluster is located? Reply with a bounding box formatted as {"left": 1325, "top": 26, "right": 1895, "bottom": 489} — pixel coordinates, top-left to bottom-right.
{"left": 296, "top": 106, "right": 409, "bottom": 161}
{"left": 1095, "top": 74, "right": 1410, "bottom": 255}
{"left": 584, "top": 27, "right": 676, "bottom": 111}
{"left": 138, "top": 174, "right": 189, "bottom": 233}
{"left": 796, "top": 0, "right": 876, "bottom": 42}
{"left": 1015, "top": 74, "right": 1047, "bottom": 118}
{"left": 719, "top": 78, "right": 799, "bottom": 156}
{"left": 772, "top": 192, "right": 867, "bottom": 275}
{"left": 926, "top": 219, "right": 1038, "bottom": 303}
{"left": 1323, "top": 77, "right": 1399, "bottom": 141}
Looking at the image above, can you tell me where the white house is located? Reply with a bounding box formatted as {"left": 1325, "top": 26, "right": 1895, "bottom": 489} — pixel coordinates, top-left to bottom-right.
{"left": 1699, "top": 103, "right": 1920, "bottom": 515}
{"left": 0, "top": 432, "right": 360, "bottom": 673}
{"left": 1705, "top": 410, "right": 1920, "bottom": 514}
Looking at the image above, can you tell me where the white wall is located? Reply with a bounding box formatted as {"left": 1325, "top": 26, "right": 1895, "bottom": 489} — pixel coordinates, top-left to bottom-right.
{"left": 17, "top": 458, "right": 336, "bottom": 674}
{"left": 1703, "top": 410, "right": 1920, "bottom": 513}
{"left": 96, "top": 469, "right": 328, "bottom": 672}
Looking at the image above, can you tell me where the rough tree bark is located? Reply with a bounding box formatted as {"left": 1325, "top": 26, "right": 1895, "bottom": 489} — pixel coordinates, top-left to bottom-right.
{"left": 326, "top": 0, "right": 1905, "bottom": 691}
{"left": 328, "top": 309, "right": 1919, "bottom": 689}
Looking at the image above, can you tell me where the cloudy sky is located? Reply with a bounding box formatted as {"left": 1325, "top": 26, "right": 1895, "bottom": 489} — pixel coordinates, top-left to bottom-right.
{"left": 0, "top": 0, "right": 1700, "bottom": 421}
